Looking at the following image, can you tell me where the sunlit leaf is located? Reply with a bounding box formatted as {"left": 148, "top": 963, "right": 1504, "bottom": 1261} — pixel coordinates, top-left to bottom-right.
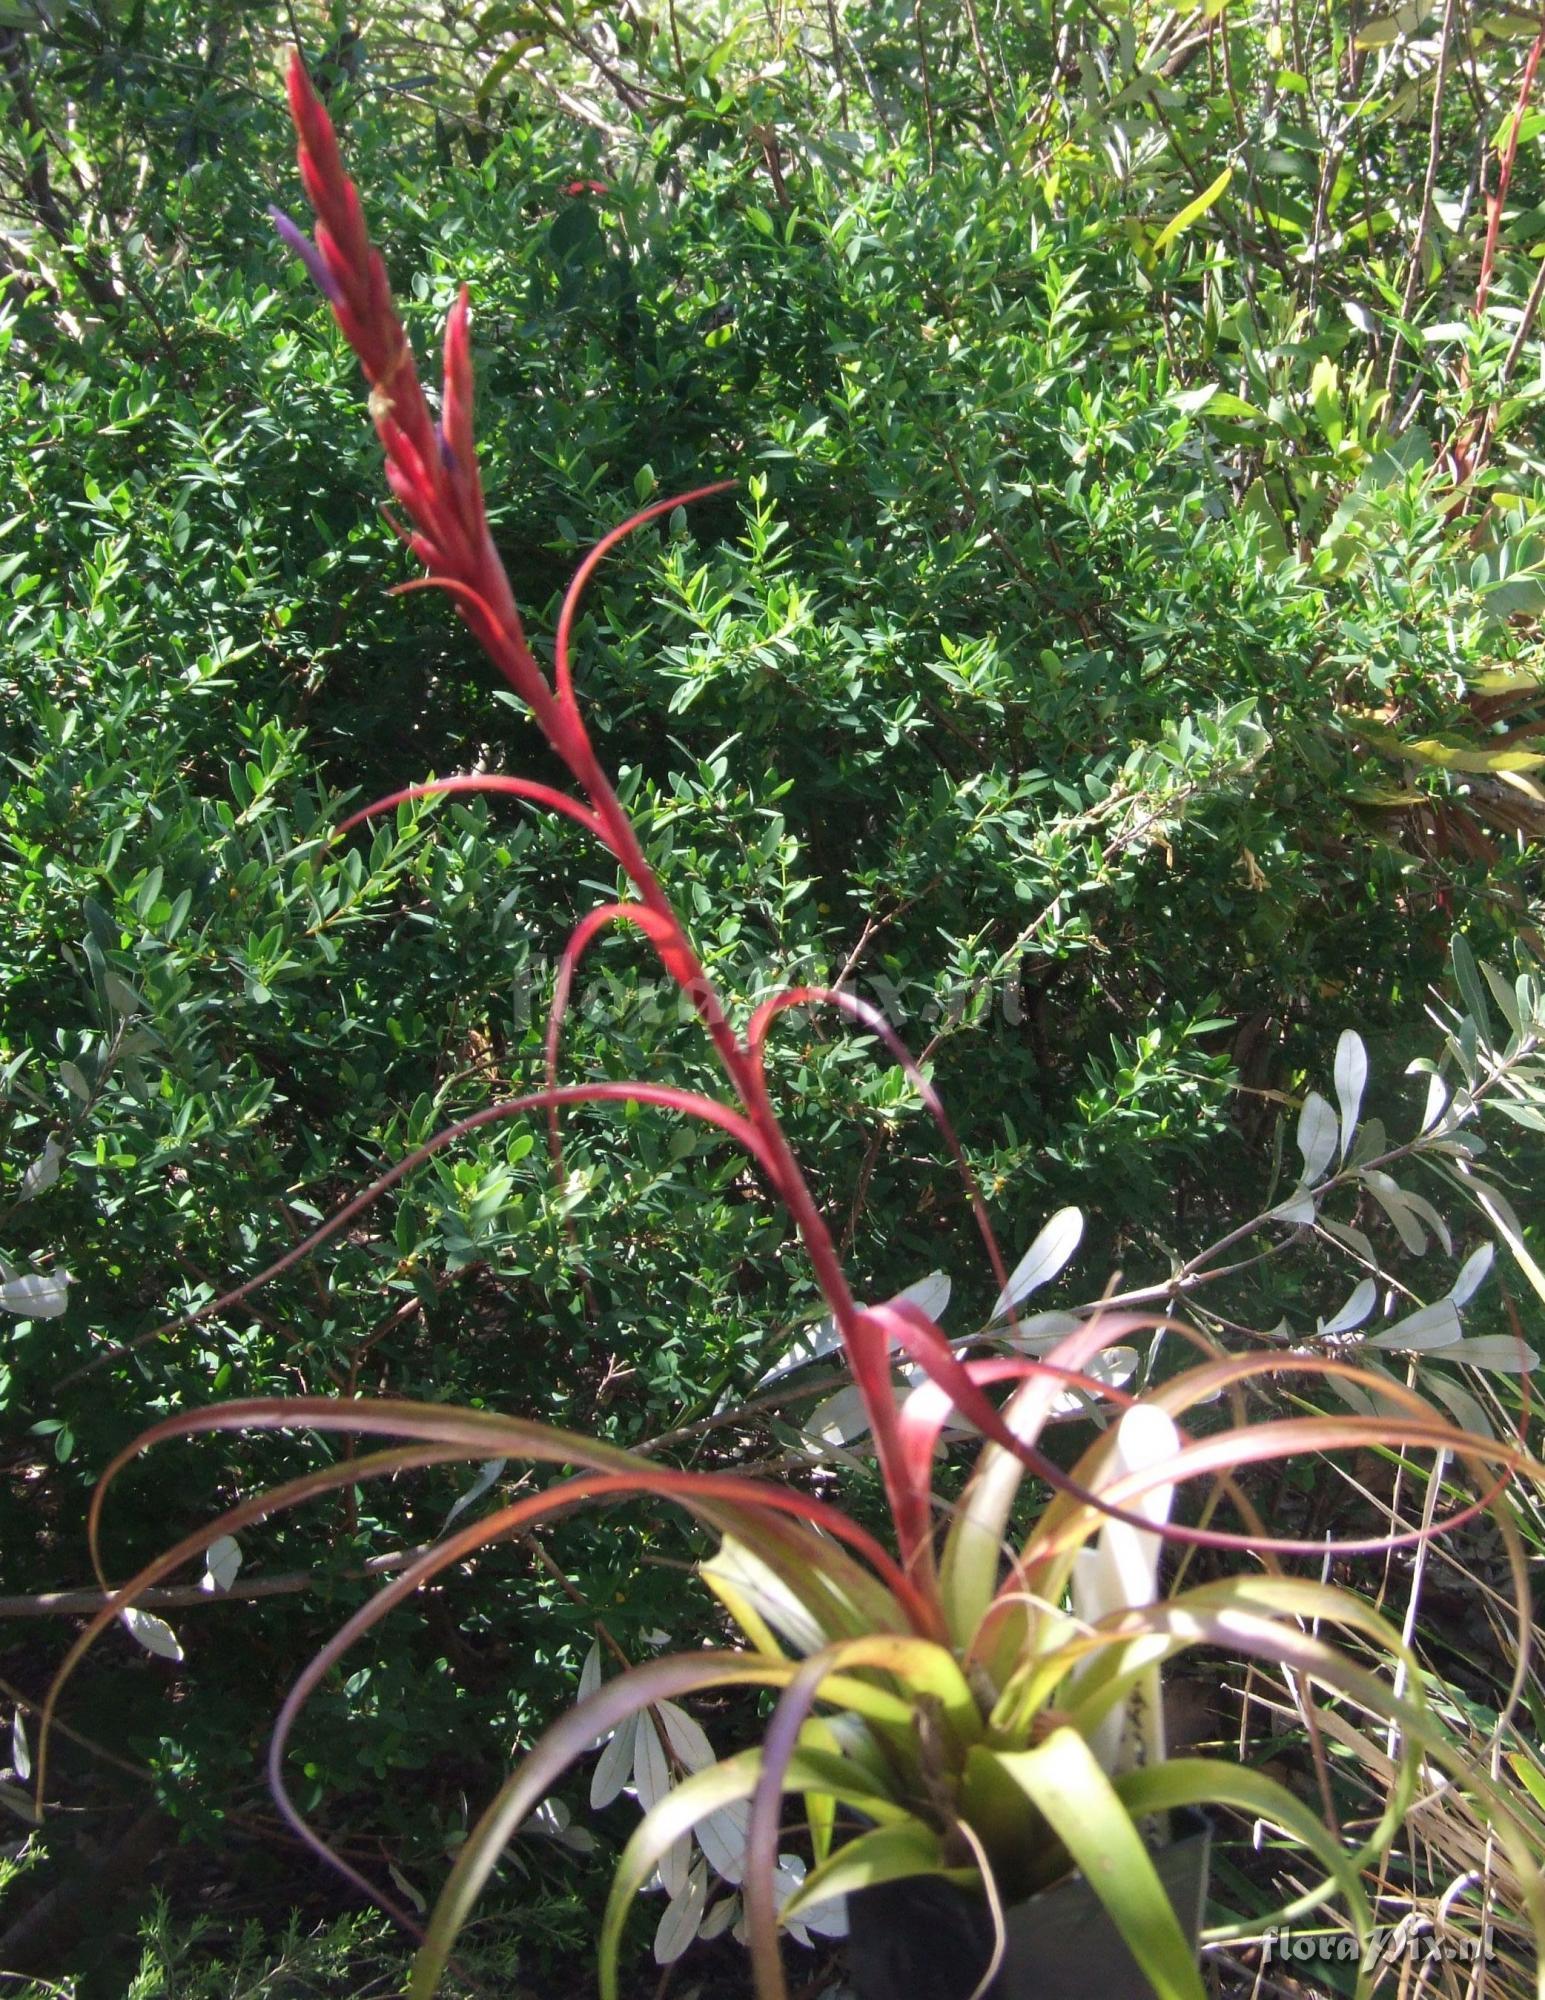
{"left": 1296, "top": 1090, "right": 1338, "bottom": 1186}
{"left": 991, "top": 1207, "right": 1084, "bottom": 1319}
{"left": 20, "top": 1137, "right": 62, "bottom": 1202}
{"left": 1334, "top": 1030, "right": 1367, "bottom": 1162}
{"left": 1451, "top": 1242, "right": 1495, "bottom": 1306}
{"left": 0, "top": 1270, "right": 69, "bottom": 1318}
{"left": 1429, "top": 1334, "right": 1539, "bottom": 1372}
{"left": 590, "top": 1713, "right": 638, "bottom": 1809}
{"left": 442, "top": 1457, "right": 506, "bottom": 1532}
{"left": 994, "top": 1729, "right": 1206, "bottom": 2000}
{"left": 633, "top": 1712, "right": 671, "bottom": 1813}
{"left": 120, "top": 1607, "right": 184, "bottom": 1662}
{"left": 200, "top": 1535, "right": 242, "bottom": 1595}
{"left": 1366, "top": 1298, "right": 1462, "bottom": 1350}
{"left": 653, "top": 1860, "right": 707, "bottom": 1964}
{"left": 1320, "top": 1278, "right": 1377, "bottom": 1336}
{"left": 1152, "top": 166, "right": 1233, "bottom": 255}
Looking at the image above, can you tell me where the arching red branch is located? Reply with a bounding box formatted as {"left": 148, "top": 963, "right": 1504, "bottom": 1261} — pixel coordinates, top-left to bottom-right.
{"left": 334, "top": 775, "right": 604, "bottom": 844}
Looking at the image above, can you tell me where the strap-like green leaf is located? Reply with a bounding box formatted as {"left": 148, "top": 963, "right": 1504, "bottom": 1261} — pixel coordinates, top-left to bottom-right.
{"left": 779, "top": 1819, "right": 970, "bottom": 1918}
{"left": 601, "top": 1748, "right": 911, "bottom": 1999}
{"left": 992, "top": 1728, "right": 1207, "bottom": 2000}
{"left": 1113, "top": 1759, "right": 1373, "bottom": 1945}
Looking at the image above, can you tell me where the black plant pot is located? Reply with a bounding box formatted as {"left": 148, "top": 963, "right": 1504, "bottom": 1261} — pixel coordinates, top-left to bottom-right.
{"left": 845, "top": 1821, "right": 1212, "bottom": 2000}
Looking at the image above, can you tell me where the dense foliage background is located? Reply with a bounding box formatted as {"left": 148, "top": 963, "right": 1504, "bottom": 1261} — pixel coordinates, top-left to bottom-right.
{"left": 3, "top": 0, "right": 1545, "bottom": 1991}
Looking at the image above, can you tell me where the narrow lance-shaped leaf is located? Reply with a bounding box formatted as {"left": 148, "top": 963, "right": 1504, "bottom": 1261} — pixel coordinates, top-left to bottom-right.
{"left": 1296, "top": 1090, "right": 1339, "bottom": 1187}
{"left": 1320, "top": 1278, "right": 1376, "bottom": 1336}
{"left": 991, "top": 1208, "right": 1084, "bottom": 1321}
{"left": 1152, "top": 166, "right": 1233, "bottom": 255}
{"left": 1334, "top": 1029, "right": 1367, "bottom": 1162}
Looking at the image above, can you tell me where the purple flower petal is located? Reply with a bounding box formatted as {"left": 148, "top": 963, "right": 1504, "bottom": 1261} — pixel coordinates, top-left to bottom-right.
{"left": 269, "top": 206, "right": 342, "bottom": 306}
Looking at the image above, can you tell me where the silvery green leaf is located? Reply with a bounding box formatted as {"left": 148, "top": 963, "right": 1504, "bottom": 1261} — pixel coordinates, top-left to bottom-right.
{"left": 699, "top": 1895, "right": 739, "bottom": 1940}
{"left": 894, "top": 1270, "right": 951, "bottom": 1323}
{"left": 1046, "top": 1346, "right": 1137, "bottom": 1416}
{"left": 991, "top": 1207, "right": 1084, "bottom": 1320}
{"left": 653, "top": 1862, "right": 708, "bottom": 1964}
{"left": 656, "top": 1701, "right": 714, "bottom": 1774}
{"left": 1367, "top": 1299, "right": 1462, "bottom": 1350}
{"left": 578, "top": 1638, "right": 602, "bottom": 1702}
{"left": 441, "top": 1457, "right": 505, "bottom": 1533}
{"left": 633, "top": 1714, "right": 671, "bottom": 1814}
{"left": 1320, "top": 1278, "right": 1376, "bottom": 1336}
{"left": 1361, "top": 1171, "right": 1428, "bottom": 1254}
{"left": 1396, "top": 1186, "right": 1451, "bottom": 1256}
{"left": 1429, "top": 1335, "right": 1539, "bottom": 1372}
{"left": 589, "top": 1713, "right": 637, "bottom": 1808}
{"left": 1296, "top": 1090, "right": 1338, "bottom": 1186}
{"left": 659, "top": 1825, "right": 692, "bottom": 1899}
{"left": 1321, "top": 1218, "right": 1377, "bottom": 1264}
{"left": 58, "top": 1061, "right": 91, "bottom": 1102}
{"left": 697, "top": 1799, "right": 751, "bottom": 1884}
{"left": 756, "top": 1312, "right": 841, "bottom": 1388}
{"left": 20, "top": 1138, "right": 61, "bottom": 1202}
{"left": 10, "top": 1711, "right": 30, "bottom": 1783}
{"left": 387, "top": 1860, "right": 427, "bottom": 1913}
{"left": 1482, "top": 960, "right": 1522, "bottom": 1037}
{"left": 1450, "top": 1243, "right": 1495, "bottom": 1307}
{"left": 1426, "top": 1373, "right": 1493, "bottom": 1437}
{"left": 200, "top": 1535, "right": 242, "bottom": 1595}
{"left": 759, "top": 1274, "right": 947, "bottom": 1392}
{"left": 1334, "top": 1031, "right": 1367, "bottom": 1162}
{"left": 1348, "top": 1117, "right": 1387, "bottom": 1166}
{"left": 1328, "top": 1374, "right": 1379, "bottom": 1417}
{"left": 1451, "top": 935, "right": 1492, "bottom": 1042}
{"left": 1418, "top": 1071, "right": 1448, "bottom": 1134}
{"left": 1271, "top": 1190, "right": 1318, "bottom": 1226}
{"left": 806, "top": 1384, "right": 875, "bottom": 1447}
{"left": 121, "top": 1607, "right": 184, "bottom": 1661}
{"left": 0, "top": 1270, "right": 69, "bottom": 1318}
{"left": 998, "top": 1310, "right": 1083, "bottom": 1353}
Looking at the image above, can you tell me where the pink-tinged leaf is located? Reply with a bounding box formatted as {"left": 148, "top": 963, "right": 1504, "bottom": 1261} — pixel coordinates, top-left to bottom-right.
{"left": 554, "top": 483, "right": 736, "bottom": 711}
{"left": 333, "top": 775, "right": 602, "bottom": 844}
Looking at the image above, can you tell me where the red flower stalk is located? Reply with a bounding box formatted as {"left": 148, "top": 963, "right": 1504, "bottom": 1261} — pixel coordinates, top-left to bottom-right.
{"left": 268, "top": 50, "right": 1340, "bottom": 1586}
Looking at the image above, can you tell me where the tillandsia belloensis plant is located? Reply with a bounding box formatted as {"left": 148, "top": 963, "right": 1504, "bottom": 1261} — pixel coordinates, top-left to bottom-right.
{"left": 35, "top": 54, "right": 1545, "bottom": 2000}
